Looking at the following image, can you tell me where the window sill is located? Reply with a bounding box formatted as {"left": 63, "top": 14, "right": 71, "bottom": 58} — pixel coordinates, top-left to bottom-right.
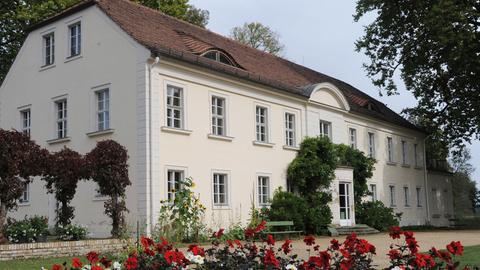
{"left": 47, "top": 137, "right": 71, "bottom": 145}
{"left": 87, "top": 129, "right": 115, "bottom": 138}
{"left": 213, "top": 205, "right": 231, "bottom": 210}
{"left": 161, "top": 126, "right": 192, "bottom": 135}
{"left": 39, "top": 64, "right": 56, "bottom": 72}
{"left": 401, "top": 164, "right": 411, "bottom": 168}
{"left": 386, "top": 161, "right": 397, "bottom": 166}
{"left": 65, "top": 54, "right": 82, "bottom": 63}
{"left": 252, "top": 141, "right": 275, "bottom": 148}
{"left": 283, "top": 145, "right": 299, "bottom": 151}
{"left": 207, "top": 134, "right": 234, "bottom": 141}
{"left": 18, "top": 202, "right": 30, "bottom": 207}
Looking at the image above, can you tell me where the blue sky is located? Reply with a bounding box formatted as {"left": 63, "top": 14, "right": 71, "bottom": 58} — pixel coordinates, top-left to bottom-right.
{"left": 190, "top": 0, "right": 480, "bottom": 186}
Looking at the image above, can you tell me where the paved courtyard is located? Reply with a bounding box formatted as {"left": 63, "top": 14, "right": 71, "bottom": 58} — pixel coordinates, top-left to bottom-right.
{"left": 287, "top": 230, "right": 480, "bottom": 268}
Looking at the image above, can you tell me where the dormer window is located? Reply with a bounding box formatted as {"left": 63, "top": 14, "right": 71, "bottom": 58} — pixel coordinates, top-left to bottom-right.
{"left": 201, "top": 50, "right": 235, "bottom": 66}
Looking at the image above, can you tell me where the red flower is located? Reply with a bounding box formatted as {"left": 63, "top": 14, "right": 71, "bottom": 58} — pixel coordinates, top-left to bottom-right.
{"left": 255, "top": 220, "right": 267, "bottom": 233}
{"left": 281, "top": 239, "right": 292, "bottom": 254}
{"left": 388, "top": 249, "right": 401, "bottom": 260}
{"left": 234, "top": 239, "right": 243, "bottom": 248}
{"left": 100, "top": 257, "right": 112, "bottom": 268}
{"left": 304, "top": 235, "right": 316, "bottom": 246}
{"left": 403, "top": 231, "right": 415, "bottom": 239}
{"left": 91, "top": 266, "right": 103, "bottom": 270}
{"left": 124, "top": 256, "right": 138, "bottom": 270}
{"left": 389, "top": 226, "right": 403, "bottom": 239}
{"left": 266, "top": 234, "right": 275, "bottom": 246}
{"left": 51, "top": 264, "right": 62, "bottom": 270}
{"left": 155, "top": 237, "right": 170, "bottom": 253}
{"left": 357, "top": 239, "right": 376, "bottom": 254}
{"left": 212, "top": 228, "right": 224, "bottom": 238}
{"left": 140, "top": 236, "right": 154, "bottom": 249}
{"left": 340, "top": 258, "right": 352, "bottom": 270}
{"left": 164, "top": 250, "right": 185, "bottom": 266}
{"left": 86, "top": 251, "right": 99, "bottom": 264}
{"left": 72, "top": 257, "right": 82, "bottom": 268}
{"left": 263, "top": 248, "right": 279, "bottom": 268}
{"left": 330, "top": 239, "right": 340, "bottom": 250}
{"left": 244, "top": 228, "right": 255, "bottom": 239}
{"left": 226, "top": 239, "right": 234, "bottom": 248}
{"left": 319, "top": 250, "right": 331, "bottom": 267}
{"left": 303, "top": 256, "right": 322, "bottom": 270}
{"left": 340, "top": 248, "right": 350, "bottom": 258}
{"left": 188, "top": 245, "right": 205, "bottom": 256}
{"left": 447, "top": 241, "right": 464, "bottom": 255}
{"left": 406, "top": 237, "right": 419, "bottom": 254}
{"left": 144, "top": 248, "right": 155, "bottom": 256}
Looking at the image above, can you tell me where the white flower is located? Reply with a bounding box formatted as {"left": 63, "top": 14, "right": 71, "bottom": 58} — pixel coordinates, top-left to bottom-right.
{"left": 285, "top": 264, "right": 298, "bottom": 270}
{"left": 81, "top": 265, "right": 92, "bottom": 270}
{"left": 112, "top": 262, "right": 122, "bottom": 270}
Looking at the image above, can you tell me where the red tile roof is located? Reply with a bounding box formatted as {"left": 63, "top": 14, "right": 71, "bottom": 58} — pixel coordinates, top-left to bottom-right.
{"left": 29, "top": 0, "right": 422, "bottom": 133}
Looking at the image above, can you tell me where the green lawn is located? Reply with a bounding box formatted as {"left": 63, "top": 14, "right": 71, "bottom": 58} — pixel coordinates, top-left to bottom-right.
{"left": 458, "top": 245, "right": 480, "bottom": 268}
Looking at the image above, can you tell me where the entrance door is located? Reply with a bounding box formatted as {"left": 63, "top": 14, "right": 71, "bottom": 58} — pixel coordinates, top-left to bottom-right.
{"left": 339, "top": 182, "right": 352, "bottom": 226}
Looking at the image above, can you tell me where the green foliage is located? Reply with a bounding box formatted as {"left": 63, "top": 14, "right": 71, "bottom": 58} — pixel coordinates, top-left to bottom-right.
{"left": 133, "top": 0, "right": 209, "bottom": 28}
{"left": 354, "top": 0, "right": 480, "bottom": 148}
{"left": 303, "top": 192, "right": 333, "bottom": 234}
{"left": 5, "top": 216, "right": 49, "bottom": 243}
{"left": 355, "top": 201, "right": 399, "bottom": 231}
{"left": 287, "top": 136, "right": 337, "bottom": 196}
{"left": 230, "top": 22, "right": 284, "bottom": 56}
{"left": 335, "top": 144, "right": 375, "bottom": 204}
{"left": 452, "top": 172, "right": 478, "bottom": 217}
{"left": 263, "top": 188, "right": 308, "bottom": 232}
{"left": 153, "top": 177, "right": 207, "bottom": 243}
{"left": 56, "top": 223, "right": 88, "bottom": 241}
{"left": 220, "top": 223, "right": 245, "bottom": 241}
{"left": 247, "top": 198, "right": 263, "bottom": 229}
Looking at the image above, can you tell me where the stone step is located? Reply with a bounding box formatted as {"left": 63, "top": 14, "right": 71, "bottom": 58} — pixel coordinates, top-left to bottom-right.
{"left": 333, "top": 224, "right": 380, "bottom": 235}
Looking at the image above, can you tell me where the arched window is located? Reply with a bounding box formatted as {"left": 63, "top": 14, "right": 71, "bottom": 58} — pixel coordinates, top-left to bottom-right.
{"left": 201, "top": 50, "right": 235, "bottom": 66}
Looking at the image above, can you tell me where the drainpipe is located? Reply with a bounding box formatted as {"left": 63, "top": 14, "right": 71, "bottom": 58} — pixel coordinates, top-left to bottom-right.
{"left": 423, "top": 135, "right": 431, "bottom": 225}
{"left": 147, "top": 56, "right": 160, "bottom": 235}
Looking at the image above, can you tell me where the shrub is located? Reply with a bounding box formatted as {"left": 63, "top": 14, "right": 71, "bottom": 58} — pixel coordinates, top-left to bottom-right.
{"left": 264, "top": 188, "right": 308, "bottom": 232}
{"left": 356, "top": 201, "right": 399, "bottom": 231}
{"left": 56, "top": 223, "right": 88, "bottom": 241}
{"left": 220, "top": 223, "right": 245, "bottom": 241}
{"left": 304, "top": 192, "right": 333, "bottom": 235}
{"left": 5, "top": 216, "right": 48, "bottom": 243}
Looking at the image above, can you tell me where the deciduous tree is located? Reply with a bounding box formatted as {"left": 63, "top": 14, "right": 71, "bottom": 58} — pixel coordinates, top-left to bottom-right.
{"left": 85, "top": 140, "right": 130, "bottom": 237}
{"left": 230, "top": 22, "right": 284, "bottom": 56}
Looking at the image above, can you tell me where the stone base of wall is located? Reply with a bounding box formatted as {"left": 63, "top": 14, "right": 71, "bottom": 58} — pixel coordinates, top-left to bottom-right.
{"left": 0, "top": 239, "right": 133, "bottom": 261}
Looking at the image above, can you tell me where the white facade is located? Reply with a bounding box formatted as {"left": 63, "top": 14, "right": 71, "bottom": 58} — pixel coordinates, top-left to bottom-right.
{"left": 0, "top": 4, "right": 454, "bottom": 237}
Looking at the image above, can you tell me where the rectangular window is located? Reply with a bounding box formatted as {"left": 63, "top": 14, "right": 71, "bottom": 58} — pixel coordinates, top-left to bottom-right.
{"left": 166, "top": 85, "right": 184, "bottom": 128}
{"left": 387, "top": 137, "right": 394, "bottom": 162}
{"left": 404, "top": 186, "right": 410, "bottom": 207}
{"left": 213, "top": 173, "right": 228, "bottom": 206}
{"left": 21, "top": 109, "right": 31, "bottom": 136}
{"left": 370, "top": 184, "right": 377, "bottom": 202}
{"left": 414, "top": 143, "right": 419, "bottom": 167}
{"left": 258, "top": 176, "right": 270, "bottom": 206}
{"left": 69, "top": 23, "right": 81, "bottom": 57}
{"left": 368, "top": 132, "right": 375, "bottom": 158}
{"left": 349, "top": 128, "right": 357, "bottom": 149}
{"left": 19, "top": 182, "right": 29, "bottom": 204}
{"left": 96, "top": 89, "right": 110, "bottom": 131}
{"left": 402, "top": 140, "right": 408, "bottom": 165}
{"left": 43, "top": 33, "right": 55, "bottom": 66}
{"left": 285, "top": 113, "right": 296, "bottom": 147}
{"left": 389, "top": 185, "right": 396, "bottom": 207}
{"left": 416, "top": 187, "right": 422, "bottom": 207}
{"left": 319, "top": 120, "right": 331, "bottom": 139}
{"left": 255, "top": 106, "right": 268, "bottom": 142}
{"left": 167, "top": 170, "right": 183, "bottom": 202}
{"left": 211, "top": 96, "right": 225, "bottom": 136}
{"left": 55, "top": 99, "right": 67, "bottom": 139}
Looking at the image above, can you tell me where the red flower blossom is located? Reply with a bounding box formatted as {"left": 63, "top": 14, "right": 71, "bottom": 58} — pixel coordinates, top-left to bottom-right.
{"left": 389, "top": 226, "right": 403, "bottom": 239}
{"left": 91, "top": 266, "right": 103, "bottom": 270}
{"left": 51, "top": 264, "right": 62, "bottom": 270}
{"left": 255, "top": 220, "right": 267, "bottom": 233}
{"left": 100, "top": 257, "right": 112, "bottom": 268}
{"left": 72, "top": 257, "right": 82, "bottom": 268}
{"left": 212, "top": 228, "right": 224, "bottom": 238}
{"left": 281, "top": 239, "right": 292, "bottom": 254}
{"left": 188, "top": 245, "right": 205, "bottom": 256}
{"left": 388, "top": 249, "right": 401, "bottom": 260}
{"left": 266, "top": 234, "right": 275, "bottom": 246}
{"left": 447, "top": 241, "right": 464, "bottom": 256}
{"left": 144, "top": 248, "right": 155, "bottom": 256}
{"left": 330, "top": 239, "right": 340, "bottom": 250}
{"left": 226, "top": 239, "right": 234, "bottom": 248}
{"left": 340, "top": 248, "right": 350, "bottom": 258}
{"left": 413, "top": 253, "right": 436, "bottom": 268}
{"left": 340, "top": 258, "right": 352, "bottom": 270}
{"left": 234, "top": 239, "right": 243, "bottom": 248}
{"left": 263, "top": 248, "right": 279, "bottom": 268}
{"left": 303, "top": 256, "right": 322, "bottom": 270}
{"left": 403, "top": 231, "right": 415, "bottom": 239}
{"left": 406, "top": 237, "right": 419, "bottom": 254}
{"left": 319, "top": 250, "right": 331, "bottom": 268}
{"left": 164, "top": 250, "right": 186, "bottom": 266}
{"left": 304, "top": 235, "right": 316, "bottom": 246}
{"left": 357, "top": 239, "right": 376, "bottom": 254}
{"left": 155, "top": 237, "right": 170, "bottom": 253}
{"left": 244, "top": 228, "right": 255, "bottom": 239}
{"left": 124, "top": 256, "right": 138, "bottom": 270}
{"left": 140, "top": 236, "right": 154, "bottom": 249}
{"left": 86, "top": 251, "right": 99, "bottom": 264}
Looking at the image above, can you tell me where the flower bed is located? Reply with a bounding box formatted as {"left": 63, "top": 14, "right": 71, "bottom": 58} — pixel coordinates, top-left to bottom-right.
{"left": 48, "top": 222, "right": 469, "bottom": 270}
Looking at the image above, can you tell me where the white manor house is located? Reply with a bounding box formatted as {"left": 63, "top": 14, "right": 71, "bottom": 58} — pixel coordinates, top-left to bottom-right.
{"left": 0, "top": 0, "right": 454, "bottom": 237}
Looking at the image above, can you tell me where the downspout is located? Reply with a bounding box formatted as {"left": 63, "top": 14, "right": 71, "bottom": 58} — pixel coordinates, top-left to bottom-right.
{"left": 148, "top": 56, "right": 160, "bottom": 235}
{"left": 423, "top": 135, "right": 431, "bottom": 225}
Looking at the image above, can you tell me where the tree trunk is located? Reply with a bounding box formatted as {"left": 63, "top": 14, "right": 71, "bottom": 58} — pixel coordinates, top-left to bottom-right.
{"left": 0, "top": 201, "right": 7, "bottom": 244}
{"left": 111, "top": 195, "right": 119, "bottom": 237}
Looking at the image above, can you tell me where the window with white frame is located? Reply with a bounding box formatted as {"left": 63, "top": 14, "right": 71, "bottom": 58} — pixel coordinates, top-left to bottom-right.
{"left": 68, "top": 22, "right": 81, "bottom": 57}
{"left": 43, "top": 33, "right": 55, "bottom": 66}
{"left": 96, "top": 89, "right": 110, "bottom": 131}
{"left": 368, "top": 132, "right": 375, "bottom": 158}
{"left": 166, "top": 85, "right": 184, "bottom": 129}
{"left": 257, "top": 176, "right": 270, "bottom": 206}
{"left": 285, "top": 113, "right": 296, "bottom": 147}
{"left": 349, "top": 128, "right": 357, "bottom": 149}
{"left": 389, "top": 185, "right": 396, "bottom": 207}
{"left": 167, "top": 170, "right": 184, "bottom": 202}
{"left": 369, "top": 184, "right": 377, "bottom": 202}
{"left": 19, "top": 182, "right": 29, "bottom": 204}
{"left": 414, "top": 143, "right": 420, "bottom": 167}
{"left": 21, "top": 109, "right": 31, "bottom": 136}
{"left": 404, "top": 186, "right": 410, "bottom": 207}
{"left": 211, "top": 96, "right": 226, "bottom": 136}
{"left": 319, "top": 120, "right": 331, "bottom": 139}
{"left": 401, "top": 140, "right": 408, "bottom": 165}
{"left": 255, "top": 106, "right": 268, "bottom": 142}
{"left": 416, "top": 187, "right": 422, "bottom": 207}
{"left": 387, "top": 137, "right": 394, "bottom": 163}
{"left": 213, "top": 173, "right": 228, "bottom": 206}
{"left": 55, "top": 99, "right": 67, "bottom": 139}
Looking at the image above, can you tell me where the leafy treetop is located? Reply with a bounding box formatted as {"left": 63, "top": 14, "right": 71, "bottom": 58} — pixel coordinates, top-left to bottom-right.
{"left": 230, "top": 22, "right": 285, "bottom": 56}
